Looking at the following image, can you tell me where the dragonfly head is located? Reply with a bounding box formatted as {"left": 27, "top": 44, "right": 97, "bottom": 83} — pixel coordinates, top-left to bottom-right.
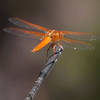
{"left": 47, "top": 30, "right": 63, "bottom": 42}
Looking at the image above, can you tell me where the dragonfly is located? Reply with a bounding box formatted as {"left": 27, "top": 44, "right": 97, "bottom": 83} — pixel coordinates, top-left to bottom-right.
{"left": 3, "top": 17, "right": 99, "bottom": 59}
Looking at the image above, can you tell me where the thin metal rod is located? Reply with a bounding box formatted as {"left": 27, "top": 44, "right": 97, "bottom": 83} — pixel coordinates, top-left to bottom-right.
{"left": 25, "top": 47, "right": 63, "bottom": 100}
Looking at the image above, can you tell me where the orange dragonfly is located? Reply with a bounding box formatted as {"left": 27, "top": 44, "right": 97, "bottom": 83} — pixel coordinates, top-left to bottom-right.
{"left": 3, "top": 17, "right": 99, "bottom": 58}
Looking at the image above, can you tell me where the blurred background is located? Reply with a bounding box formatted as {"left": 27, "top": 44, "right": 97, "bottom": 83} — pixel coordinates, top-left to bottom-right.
{"left": 0, "top": 0, "right": 100, "bottom": 100}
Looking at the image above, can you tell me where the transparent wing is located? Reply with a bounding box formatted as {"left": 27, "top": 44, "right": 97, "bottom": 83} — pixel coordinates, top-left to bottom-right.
{"left": 3, "top": 27, "right": 45, "bottom": 38}
{"left": 60, "top": 37, "right": 94, "bottom": 50}
{"left": 8, "top": 17, "right": 49, "bottom": 32}
{"left": 56, "top": 30, "right": 100, "bottom": 41}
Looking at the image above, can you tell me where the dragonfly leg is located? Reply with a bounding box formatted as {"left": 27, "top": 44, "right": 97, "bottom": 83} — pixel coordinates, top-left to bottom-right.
{"left": 57, "top": 42, "right": 64, "bottom": 50}
{"left": 52, "top": 44, "right": 56, "bottom": 56}
{"left": 52, "top": 44, "right": 57, "bottom": 61}
{"left": 46, "top": 44, "right": 52, "bottom": 61}
{"left": 46, "top": 43, "right": 56, "bottom": 61}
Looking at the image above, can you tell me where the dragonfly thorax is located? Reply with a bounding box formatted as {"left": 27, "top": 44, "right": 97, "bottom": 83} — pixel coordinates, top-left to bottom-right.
{"left": 47, "top": 30, "right": 62, "bottom": 42}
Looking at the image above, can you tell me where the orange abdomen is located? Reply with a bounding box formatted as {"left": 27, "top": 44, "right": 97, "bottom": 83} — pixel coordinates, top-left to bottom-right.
{"left": 32, "top": 36, "right": 51, "bottom": 52}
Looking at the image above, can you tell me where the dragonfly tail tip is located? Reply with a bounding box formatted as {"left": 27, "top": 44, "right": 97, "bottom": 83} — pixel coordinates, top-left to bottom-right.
{"left": 32, "top": 49, "right": 37, "bottom": 53}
